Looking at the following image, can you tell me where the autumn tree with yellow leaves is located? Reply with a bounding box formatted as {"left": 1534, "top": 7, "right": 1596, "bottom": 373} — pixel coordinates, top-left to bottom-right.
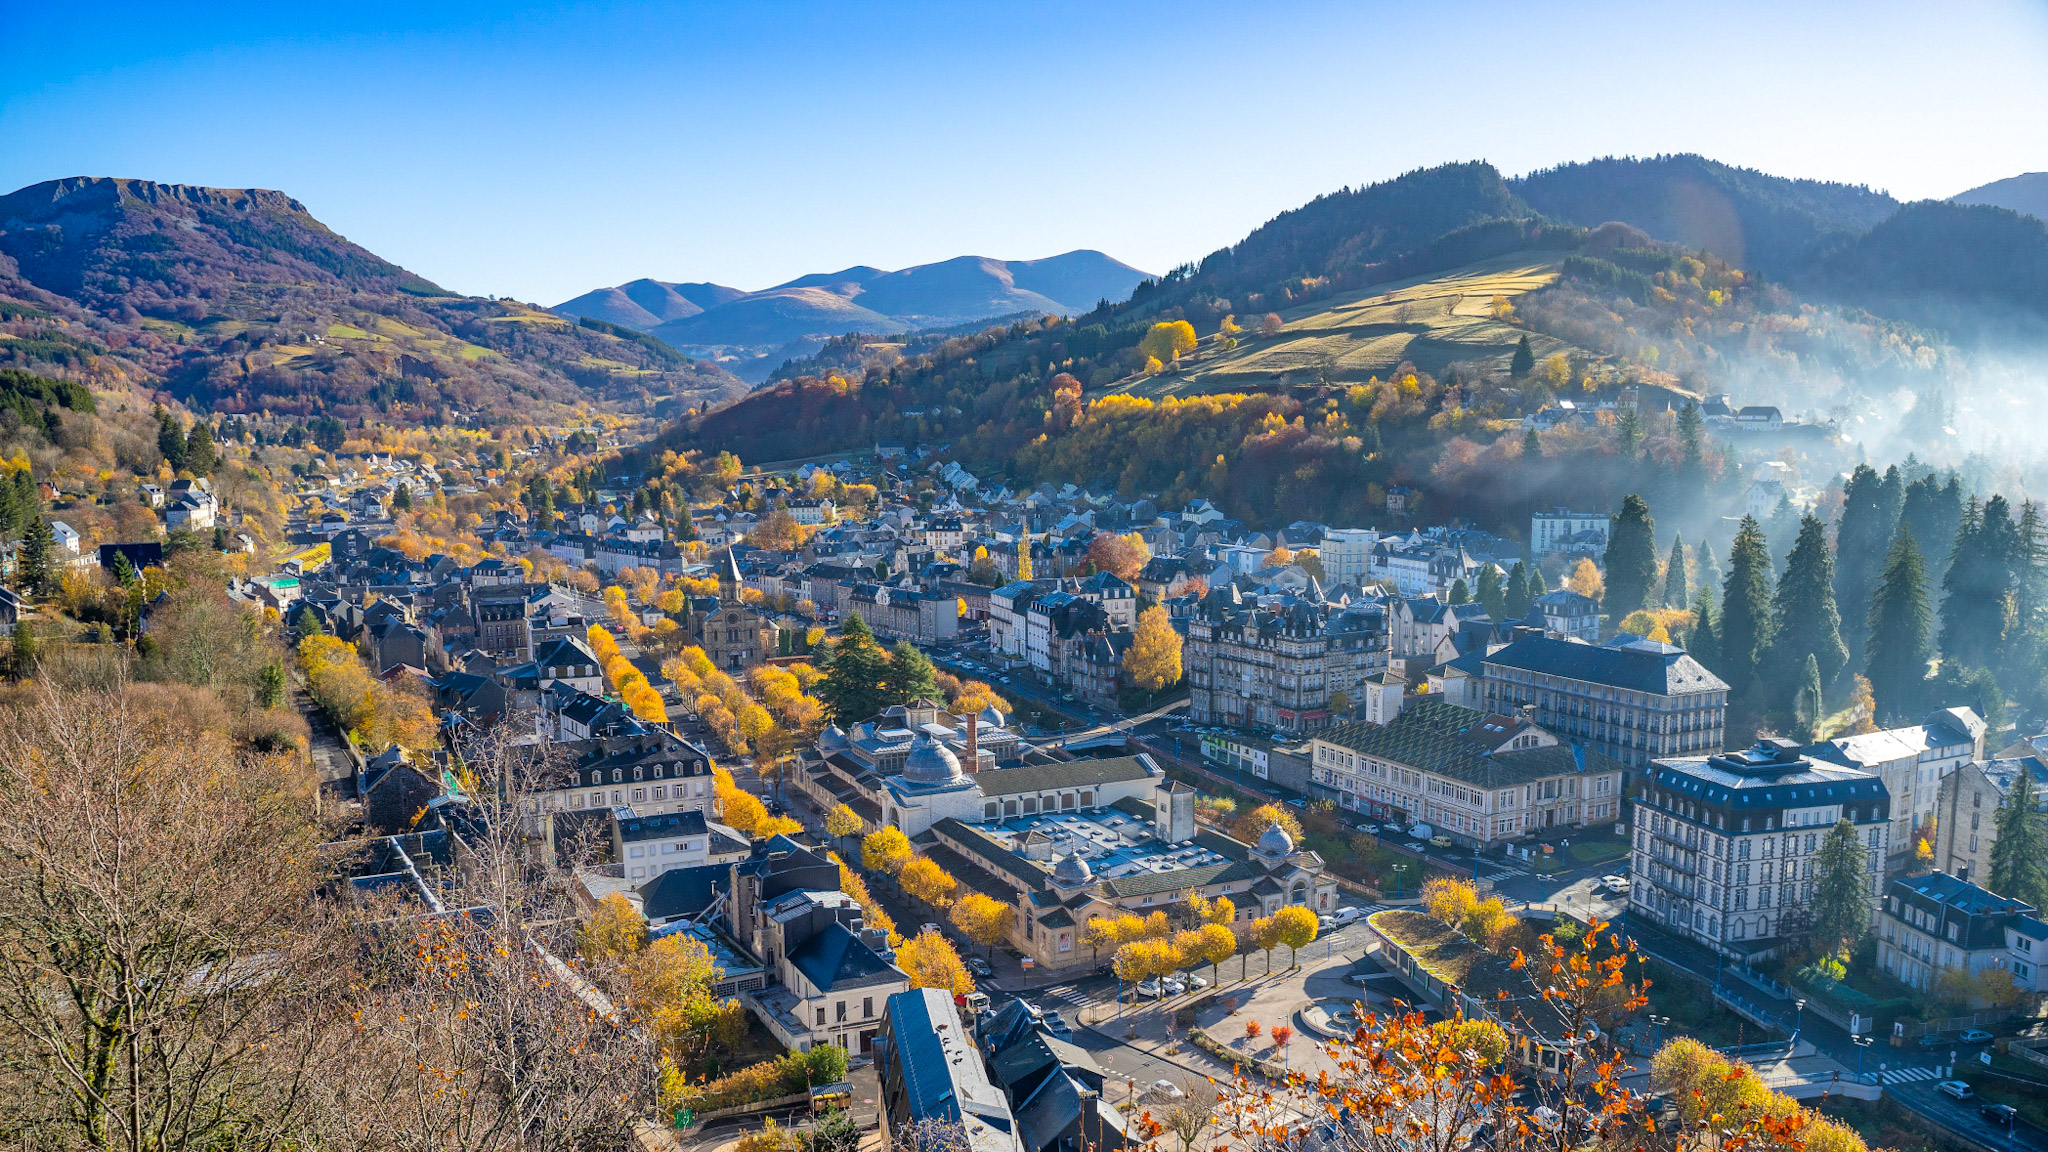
{"left": 896, "top": 927, "right": 975, "bottom": 997}
{"left": 1125, "top": 604, "right": 1182, "bottom": 693}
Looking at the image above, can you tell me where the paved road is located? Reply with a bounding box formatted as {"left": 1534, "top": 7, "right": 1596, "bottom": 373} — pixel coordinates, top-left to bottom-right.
{"left": 1893, "top": 1079, "right": 2048, "bottom": 1152}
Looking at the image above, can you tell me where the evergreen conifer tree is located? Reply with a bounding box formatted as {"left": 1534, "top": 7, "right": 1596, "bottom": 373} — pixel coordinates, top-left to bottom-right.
{"left": 1689, "top": 586, "right": 1720, "bottom": 672}
{"left": 1770, "top": 514, "right": 1849, "bottom": 693}
{"left": 1865, "top": 532, "right": 1932, "bottom": 724}
{"left": 1521, "top": 427, "right": 1541, "bottom": 460}
{"left": 1718, "top": 516, "right": 1775, "bottom": 699}
{"left": 818, "top": 614, "right": 892, "bottom": 723}
{"left": 1795, "top": 654, "right": 1825, "bottom": 743}
{"left": 1675, "top": 402, "right": 1707, "bottom": 507}
{"left": 1699, "top": 539, "right": 1724, "bottom": 597}
{"left": 1510, "top": 336, "right": 1535, "bottom": 378}
{"left": 157, "top": 412, "right": 188, "bottom": 471}
{"left": 1988, "top": 764, "right": 2048, "bottom": 913}
{"left": 9, "top": 620, "right": 35, "bottom": 679}
{"left": 881, "top": 640, "right": 943, "bottom": 706}
{"left": 1475, "top": 565, "right": 1506, "bottom": 620}
{"left": 1448, "top": 578, "right": 1470, "bottom": 605}
{"left": 1602, "top": 494, "right": 1658, "bottom": 622}
{"left": 1810, "top": 818, "right": 1871, "bottom": 959}
{"left": 16, "top": 518, "right": 54, "bottom": 598}
{"left": 1833, "top": 464, "right": 1894, "bottom": 666}
{"left": 1766, "top": 494, "right": 1801, "bottom": 571}
{"left": 1530, "top": 567, "right": 1548, "bottom": 596}
{"left": 1661, "top": 534, "right": 1687, "bottom": 610}
{"left": 184, "top": 421, "right": 218, "bottom": 474}
{"left": 1505, "top": 562, "right": 1533, "bottom": 618}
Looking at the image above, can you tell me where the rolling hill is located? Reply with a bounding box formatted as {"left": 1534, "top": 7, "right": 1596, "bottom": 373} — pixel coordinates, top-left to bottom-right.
{"left": 0, "top": 177, "right": 746, "bottom": 423}
{"left": 558, "top": 249, "right": 1152, "bottom": 380}
{"left": 1952, "top": 172, "right": 2048, "bottom": 221}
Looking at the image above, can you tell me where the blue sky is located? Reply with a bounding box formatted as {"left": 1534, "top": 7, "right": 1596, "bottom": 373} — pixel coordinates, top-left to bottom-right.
{"left": 5, "top": 1, "right": 2045, "bottom": 303}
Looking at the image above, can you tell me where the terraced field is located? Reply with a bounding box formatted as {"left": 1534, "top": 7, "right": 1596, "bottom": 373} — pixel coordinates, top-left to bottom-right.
{"left": 1123, "top": 252, "right": 1581, "bottom": 396}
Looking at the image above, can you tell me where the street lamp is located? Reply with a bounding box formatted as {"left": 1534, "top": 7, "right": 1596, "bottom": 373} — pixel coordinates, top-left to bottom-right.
{"left": 1852, "top": 1034, "right": 1874, "bottom": 1079}
{"left": 1392, "top": 863, "right": 1409, "bottom": 900}
{"left": 1650, "top": 1015, "right": 1670, "bottom": 1050}
{"left": 1792, "top": 998, "right": 1807, "bottom": 1045}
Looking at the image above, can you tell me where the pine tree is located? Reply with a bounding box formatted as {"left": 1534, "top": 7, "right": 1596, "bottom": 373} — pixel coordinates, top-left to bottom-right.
{"left": 1770, "top": 514, "right": 1849, "bottom": 693}
{"left": 818, "top": 614, "right": 892, "bottom": 723}
{"left": 1833, "top": 464, "right": 1895, "bottom": 666}
{"left": 1865, "top": 532, "right": 1932, "bottom": 724}
{"left": 1719, "top": 516, "right": 1775, "bottom": 699}
{"left": 392, "top": 483, "right": 413, "bottom": 512}
{"left": 1615, "top": 408, "right": 1643, "bottom": 460}
{"left": 1690, "top": 586, "right": 1721, "bottom": 673}
{"left": 881, "top": 640, "right": 942, "bottom": 706}
{"left": 184, "top": 421, "right": 218, "bottom": 474}
{"left": 1602, "top": 494, "right": 1658, "bottom": 622}
{"left": 1988, "top": 764, "right": 2048, "bottom": 913}
{"left": 1448, "top": 577, "right": 1470, "bottom": 605}
{"left": 1795, "top": 654, "right": 1825, "bottom": 742}
{"left": 1530, "top": 567, "right": 1548, "bottom": 596}
{"left": 1941, "top": 495, "right": 2020, "bottom": 672}
{"left": 157, "top": 412, "right": 188, "bottom": 472}
{"left": 1699, "top": 539, "right": 1724, "bottom": 597}
{"left": 110, "top": 550, "right": 137, "bottom": 586}
{"left": 1661, "top": 534, "right": 1688, "bottom": 610}
{"left": 1475, "top": 565, "right": 1506, "bottom": 620}
{"left": 1810, "top": 818, "right": 1871, "bottom": 959}
{"left": 1510, "top": 336, "right": 1534, "bottom": 378}
{"left": 1522, "top": 427, "right": 1541, "bottom": 460}
{"left": 1675, "top": 402, "right": 1707, "bottom": 508}
{"left": 1766, "top": 494, "right": 1801, "bottom": 571}
{"left": 16, "top": 518, "right": 54, "bottom": 598}
{"left": 1505, "top": 561, "right": 1533, "bottom": 618}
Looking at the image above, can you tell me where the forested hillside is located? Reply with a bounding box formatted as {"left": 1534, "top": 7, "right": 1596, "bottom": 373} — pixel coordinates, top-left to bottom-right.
{"left": 0, "top": 177, "right": 746, "bottom": 427}
{"left": 651, "top": 157, "right": 1967, "bottom": 533}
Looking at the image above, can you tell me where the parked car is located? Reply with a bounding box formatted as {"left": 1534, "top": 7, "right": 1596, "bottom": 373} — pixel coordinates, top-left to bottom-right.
{"left": 1600, "top": 876, "right": 1630, "bottom": 894}
{"left": 1184, "top": 974, "right": 1209, "bottom": 990}
{"left": 1331, "top": 907, "right": 1364, "bottom": 926}
{"left": 1150, "top": 1080, "right": 1187, "bottom": 1100}
{"left": 1161, "top": 976, "right": 1186, "bottom": 995}
{"left": 965, "top": 957, "right": 994, "bottom": 977}
{"left": 1982, "top": 1103, "right": 2018, "bottom": 1123}
{"left": 1135, "top": 979, "right": 1163, "bottom": 998}
{"left": 1959, "top": 1028, "right": 1995, "bottom": 1044}
{"left": 1318, "top": 916, "right": 1336, "bottom": 933}
{"left": 1918, "top": 1032, "right": 1952, "bottom": 1049}
{"left": 1429, "top": 836, "right": 1454, "bottom": 849}
{"left": 922, "top": 923, "right": 943, "bottom": 937}
{"left": 1938, "top": 1080, "right": 1974, "bottom": 1101}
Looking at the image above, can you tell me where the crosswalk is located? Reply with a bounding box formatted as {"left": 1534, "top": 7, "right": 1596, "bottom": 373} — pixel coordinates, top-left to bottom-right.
{"left": 1877, "top": 1066, "right": 1942, "bottom": 1085}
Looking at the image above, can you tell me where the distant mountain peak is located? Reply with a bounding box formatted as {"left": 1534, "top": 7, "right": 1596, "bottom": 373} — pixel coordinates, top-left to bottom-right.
{"left": 1952, "top": 172, "right": 2048, "bottom": 222}
{"left": 553, "top": 249, "right": 1152, "bottom": 380}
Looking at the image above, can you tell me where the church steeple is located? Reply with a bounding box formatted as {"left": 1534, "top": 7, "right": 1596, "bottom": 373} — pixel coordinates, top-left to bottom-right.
{"left": 719, "top": 548, "right": 743, "bottom": 601}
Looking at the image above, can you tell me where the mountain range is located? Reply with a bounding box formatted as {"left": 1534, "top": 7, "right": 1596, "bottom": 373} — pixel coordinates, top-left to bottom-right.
{"left": 554, "top": 251, "right": 1152, "bottom": 380}
{"left": 0, "top": 177, "right": 747, "bottom": 423}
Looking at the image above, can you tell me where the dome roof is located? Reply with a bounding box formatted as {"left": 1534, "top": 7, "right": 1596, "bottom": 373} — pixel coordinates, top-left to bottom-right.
{"left": 1053, "top": 852, "right": 1093, "bottom": 885}
{"left": 1257, "top": 822, "right": 1295, "bottom": 858}
{"left": 818, "top": 723, "right": 849, "bottom": 752}
{"left": 978, "top": 703, "right": 1006, "bottom": 729}
{"left": 901, "top": 731, "right": 964, "bottom": 786}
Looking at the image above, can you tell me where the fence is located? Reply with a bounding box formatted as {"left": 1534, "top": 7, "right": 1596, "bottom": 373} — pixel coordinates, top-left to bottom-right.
{"left": 1713, "top": 988, "right": 1786, "bottom": 1033}
{"left": 1906, "top": 1011, "right": 2016, "bottom": 1039}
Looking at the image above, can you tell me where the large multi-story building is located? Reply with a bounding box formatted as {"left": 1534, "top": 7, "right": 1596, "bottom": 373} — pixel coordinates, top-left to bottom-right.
{"left": 1478, "top": 633, "right": 1728, "bottom": 773}
{"left": 1805, "top": 707, "right": 1984, "bottom": 867}
{"left": 1182, "top": 585, "right": 1386, "bottom": 734}
{"left": 1530, "top": 509, "right": 1609, "bottom": 557}
{"left": 1876, "top": 871, "right": 2048, "bottom": 996}
{"left": 1318, "top": 528, "right": 1382, "bottom": 586}
{"left": 1628, "top": 739, "right": 1890, "bottom": 957}
{"left": 1933, "top": 753, "right": 2048, "bottom": 884}
{"left": 876, "top": 990, "right": 1021, "bottom": 1152}
{"left": 1308, "top": 701, "right": 1625, "bottom": 843}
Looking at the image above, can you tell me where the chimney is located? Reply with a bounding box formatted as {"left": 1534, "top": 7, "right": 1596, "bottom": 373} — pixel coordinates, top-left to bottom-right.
{"left": 965, "top": 711, "right": 979, "bottom": 772}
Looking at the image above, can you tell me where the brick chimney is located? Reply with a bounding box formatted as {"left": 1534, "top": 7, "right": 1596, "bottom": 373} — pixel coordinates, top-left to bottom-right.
{"left": 964, "top": 711, "right": 979, "bottom": 772}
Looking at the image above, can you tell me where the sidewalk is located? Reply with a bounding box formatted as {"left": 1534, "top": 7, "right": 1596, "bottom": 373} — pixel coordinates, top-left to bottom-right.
{"left": 1081, "top": 953, "right": 1370, "bottom": 1085}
